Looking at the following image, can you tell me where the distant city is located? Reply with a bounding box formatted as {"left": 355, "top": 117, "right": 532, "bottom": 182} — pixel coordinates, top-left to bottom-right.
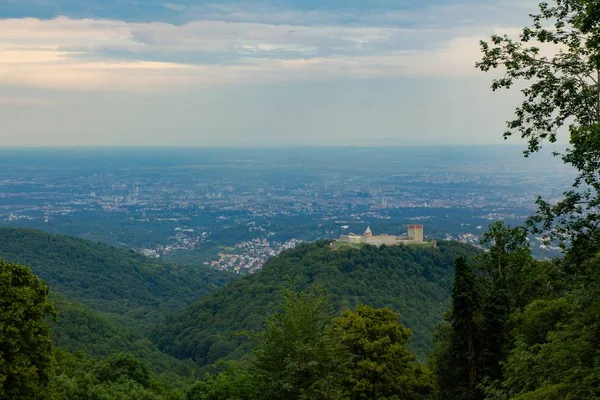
{"left": 0, "top": 146, "right": 571, "bottom": 272}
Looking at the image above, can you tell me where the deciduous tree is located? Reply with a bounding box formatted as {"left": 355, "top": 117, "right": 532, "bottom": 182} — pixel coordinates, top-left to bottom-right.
{"left": 333, "top": 305, "right": 434, "bottom": 400}
{"left": 0, "top": 259, "right": 56, "bottom": 400}
{"left": 251, "top": 288, "right": 347, "bottom": 400}
{"left": 477, "top": 0, "right": 600, "bottom": 247}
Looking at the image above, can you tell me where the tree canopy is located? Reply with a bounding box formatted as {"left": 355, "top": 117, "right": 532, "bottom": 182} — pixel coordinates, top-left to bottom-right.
{"left": 428, "top": 3, "right": 600, "bottom": 398}
{"left": 333, "top": 305, "right": 434, "bottom": 400}
{"left": 0, "top": 259, "right": 56, "bottom": 400}
{"left": 187, "top": 290, "right": 432, "bottom": 400}
{"left": 0, "top": 227, "right": 237, "bottom": 330}
{"left": 477, "top": 0, "right": 600, "bottom": 246}
{"left": 154, "top": 240, "right": 481, "bottom": 365}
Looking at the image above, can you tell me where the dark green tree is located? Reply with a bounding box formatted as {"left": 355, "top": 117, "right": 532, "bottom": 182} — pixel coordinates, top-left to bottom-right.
{"left": 431, "top": 224, "right": 546, "bottom": 398}
{"left": 251, "top": 288, "right": 347, "bottom": 400}
{"left": 95, "top": 352, "right": 152, "bottom": 388}
{"left": 477, "top": 222, "right": 530, "bottom": 383}
{"left": 0, "top": 259, "right": 56, "bottom": 400}
{"left": 186, "top": 361, "right": 254, "bottom": 400}
{"left": 499, "top": 250, "right": 600, "bottom": 399}
{"left": 476, "top": 3, "right": 600, "bottom": 398}
{"left": 449, "top": 256, "right": 481, "bottom": 400}
{"left": 332, "top": 305, "right": 434, "bottom": 400}
{"left": 478, "top": 287, "right": 510, "bottom": 383}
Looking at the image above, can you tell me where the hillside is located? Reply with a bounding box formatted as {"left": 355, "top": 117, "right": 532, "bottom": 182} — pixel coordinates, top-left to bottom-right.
{"left": 50, "top": 293, "right": 199, "bottom": 376}
{"left": 0, "top": 227, "right": 237, "bottom": 329}
{"left": 153, "top": 240, "right": 481, "bottom": 366}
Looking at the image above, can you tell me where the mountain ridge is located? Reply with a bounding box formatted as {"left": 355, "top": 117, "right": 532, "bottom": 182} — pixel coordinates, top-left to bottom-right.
{"left": 0, "top": 226, "right": 237, "bottom": 330}
{"left": 153, "top": 240, "right": 481, "bottom": 366}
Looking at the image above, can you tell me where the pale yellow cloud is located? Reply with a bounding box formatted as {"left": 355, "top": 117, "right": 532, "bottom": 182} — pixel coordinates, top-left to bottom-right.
{"left": 0, "top": 49, "right": 71, "bottom": 63}
{"left": 0, "top": 17, "right": 521, "bottom": 92}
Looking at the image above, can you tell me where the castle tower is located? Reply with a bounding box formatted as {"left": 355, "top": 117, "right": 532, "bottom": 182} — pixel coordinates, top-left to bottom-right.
{"left": 364, "top": 226, "right": 373, "bottom": 238}
{"left": 407, "top": 224, "right": 424, "bottom": 242}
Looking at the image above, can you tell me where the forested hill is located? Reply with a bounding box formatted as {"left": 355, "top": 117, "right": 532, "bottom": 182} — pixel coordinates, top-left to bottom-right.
{"left": 153, "top": 240, "right": 481, "bottom": 366}
{"left": 0, "top": 227, "right": 237, "bottom": 328}
{"left": 50, "top": 293, "right": 199, "bottom": 375}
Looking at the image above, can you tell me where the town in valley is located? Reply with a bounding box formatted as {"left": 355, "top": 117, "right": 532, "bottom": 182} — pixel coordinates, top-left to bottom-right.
{"left": 0, "top": 146, "right": 570, "bottom": 273}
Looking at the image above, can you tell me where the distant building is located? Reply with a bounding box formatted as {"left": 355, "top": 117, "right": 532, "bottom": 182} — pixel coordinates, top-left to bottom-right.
{"left": 337, "top": 225, "right": 425, "bottom": 247}
{"left": 407, "top": 224, "right": 424, "bottom": 242}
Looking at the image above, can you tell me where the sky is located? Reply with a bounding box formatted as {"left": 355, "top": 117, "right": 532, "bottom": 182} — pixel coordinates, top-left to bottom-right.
{"left": 0, "top": 0, "right": 545, "bottom": 147}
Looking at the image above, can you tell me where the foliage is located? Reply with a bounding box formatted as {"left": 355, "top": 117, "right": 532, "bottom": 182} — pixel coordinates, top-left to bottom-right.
{"left": 154, "top": 240, "right": 481, "bottom": 366}
{"left": 184, "top": 289, "right": 348, "bottom": 400}
{"left": 432, "top": 256, "right": 481, "bottom": 400}
{"left": 450, "top": 256, "right": 480, "bottom": 400}
{"left": 52, "top": 349, "right": 187, "bottom": 400}
{"left": 251, "top": 288, "right": 347, "bottom": 400}
{"left": 187, "top": 292, "right": 433, "bottom": 400}
{"left": 430, "top": 221, "right": 562, "bottom": 399}
{"left": 0, "top": 227, "right": 237, "bottom": 331}
{"left": 0, "top": 258, "right": 56, "bottom": 400}
{"left": 333, "top": 305, "right": 434, "bottom": 400}
{"left": 430, "top": 217, "right": 600, "bottom": 399}
{"left": 185, "top": 361, "right": 254, "bottom": 400}
{"left": 466, "top": 1, "right": 600, "bottom": 398}
{"left": 476, "top": 0, "right": 600, "bottom": 245}
{"left": 500, "top": 252, "right": 600, "bottom": 400}
{"left": 50, "top": 293, "right": 199, "bottom": 377}
{"left": 95, "top": 353, "right": 152, "bottom": 388}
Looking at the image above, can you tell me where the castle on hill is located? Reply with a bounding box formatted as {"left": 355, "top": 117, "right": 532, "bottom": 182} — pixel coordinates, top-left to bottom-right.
{"left": 337, "top": 225, "right": 425, "bottom": 247}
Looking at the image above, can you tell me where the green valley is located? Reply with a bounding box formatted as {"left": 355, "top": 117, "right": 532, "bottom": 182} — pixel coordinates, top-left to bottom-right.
{"left": 153, "top": 240, "right": 481, "bottom": 365}
{"left": 0, "top": 227, "right": 238, "bottom": 330}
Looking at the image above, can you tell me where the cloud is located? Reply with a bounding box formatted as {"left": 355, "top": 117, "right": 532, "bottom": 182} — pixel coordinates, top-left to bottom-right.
{"left": 0, "top": 0, "right": 539, "bottom": 26}
{"left": 0, "top": 11, "right": 528, "bottom": 92}
{"left": 181, "top": 0, "right": 537, "bottom": 28}
{"left": 0, "top": 0, "right": 555, "bottom": 146}
{"left": 0, "top": 97, "right": 62, "bottom": 106}
{"left": 0, "top": 0, "right": 544, "bottom": 94}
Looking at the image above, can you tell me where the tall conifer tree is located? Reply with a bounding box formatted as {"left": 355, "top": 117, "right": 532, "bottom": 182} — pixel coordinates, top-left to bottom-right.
{"left": 450, "top": 256, "right": 481, "bottom": 400}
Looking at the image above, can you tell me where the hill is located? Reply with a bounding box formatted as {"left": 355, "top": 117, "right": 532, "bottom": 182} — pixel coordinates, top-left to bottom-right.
{"left": 153, "top": 240, "right": 481, "bottom": 366}
{"left": 0, "top": 227, "right": 237, "bottom": 330}
{"left": 50, "top": 293, "right": 199, "bottom": 376}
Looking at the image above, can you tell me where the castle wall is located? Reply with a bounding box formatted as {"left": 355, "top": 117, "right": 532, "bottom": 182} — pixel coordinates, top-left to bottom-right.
{"left": 407, "top": 225, "right": 424, "bottom": 243}
{"left": 362, "top": 235, "right": 400, "bottom": 246}
{"left": 337, "top": 226, "right": 425, "bottom": 246}
{"left": 348, "top": 235, "right": 362, "bottom": 243}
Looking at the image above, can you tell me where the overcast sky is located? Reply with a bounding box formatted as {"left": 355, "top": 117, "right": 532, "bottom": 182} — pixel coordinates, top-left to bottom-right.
{"left": 0, "top": 0, "right": 545, "bottom": 147}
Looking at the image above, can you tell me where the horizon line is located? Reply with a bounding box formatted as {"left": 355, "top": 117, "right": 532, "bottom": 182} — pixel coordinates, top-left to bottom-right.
{"left": 0, "top": 143, "right": 565, "bottom": 150}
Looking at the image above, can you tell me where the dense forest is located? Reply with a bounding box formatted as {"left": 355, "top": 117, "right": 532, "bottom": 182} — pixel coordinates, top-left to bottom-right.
{"left": 0, "top": 227, "right": 480, "bottom": 399}
{"left": 0, "top": 227, "right": 239, "bottom": 396}
{"left": 0, "top": 227, "right": 237, "bottom": 330}
{"left": 153, "top": 240, "right": 480, "bottom": 364}
{"left": 3, "top": 206, "right": 600, "bottom": 399}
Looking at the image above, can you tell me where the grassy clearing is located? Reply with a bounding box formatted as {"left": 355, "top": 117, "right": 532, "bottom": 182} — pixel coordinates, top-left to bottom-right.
{"left": 404, "top": 242, "right": 436, "bottom": 248}
{"left": 329, "top": 242, "right": 365, "bottom": 251}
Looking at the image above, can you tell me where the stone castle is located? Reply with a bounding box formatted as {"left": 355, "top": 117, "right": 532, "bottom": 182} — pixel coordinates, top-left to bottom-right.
{"left": 337, "top": 224, "right": 425, "bottom": 247}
